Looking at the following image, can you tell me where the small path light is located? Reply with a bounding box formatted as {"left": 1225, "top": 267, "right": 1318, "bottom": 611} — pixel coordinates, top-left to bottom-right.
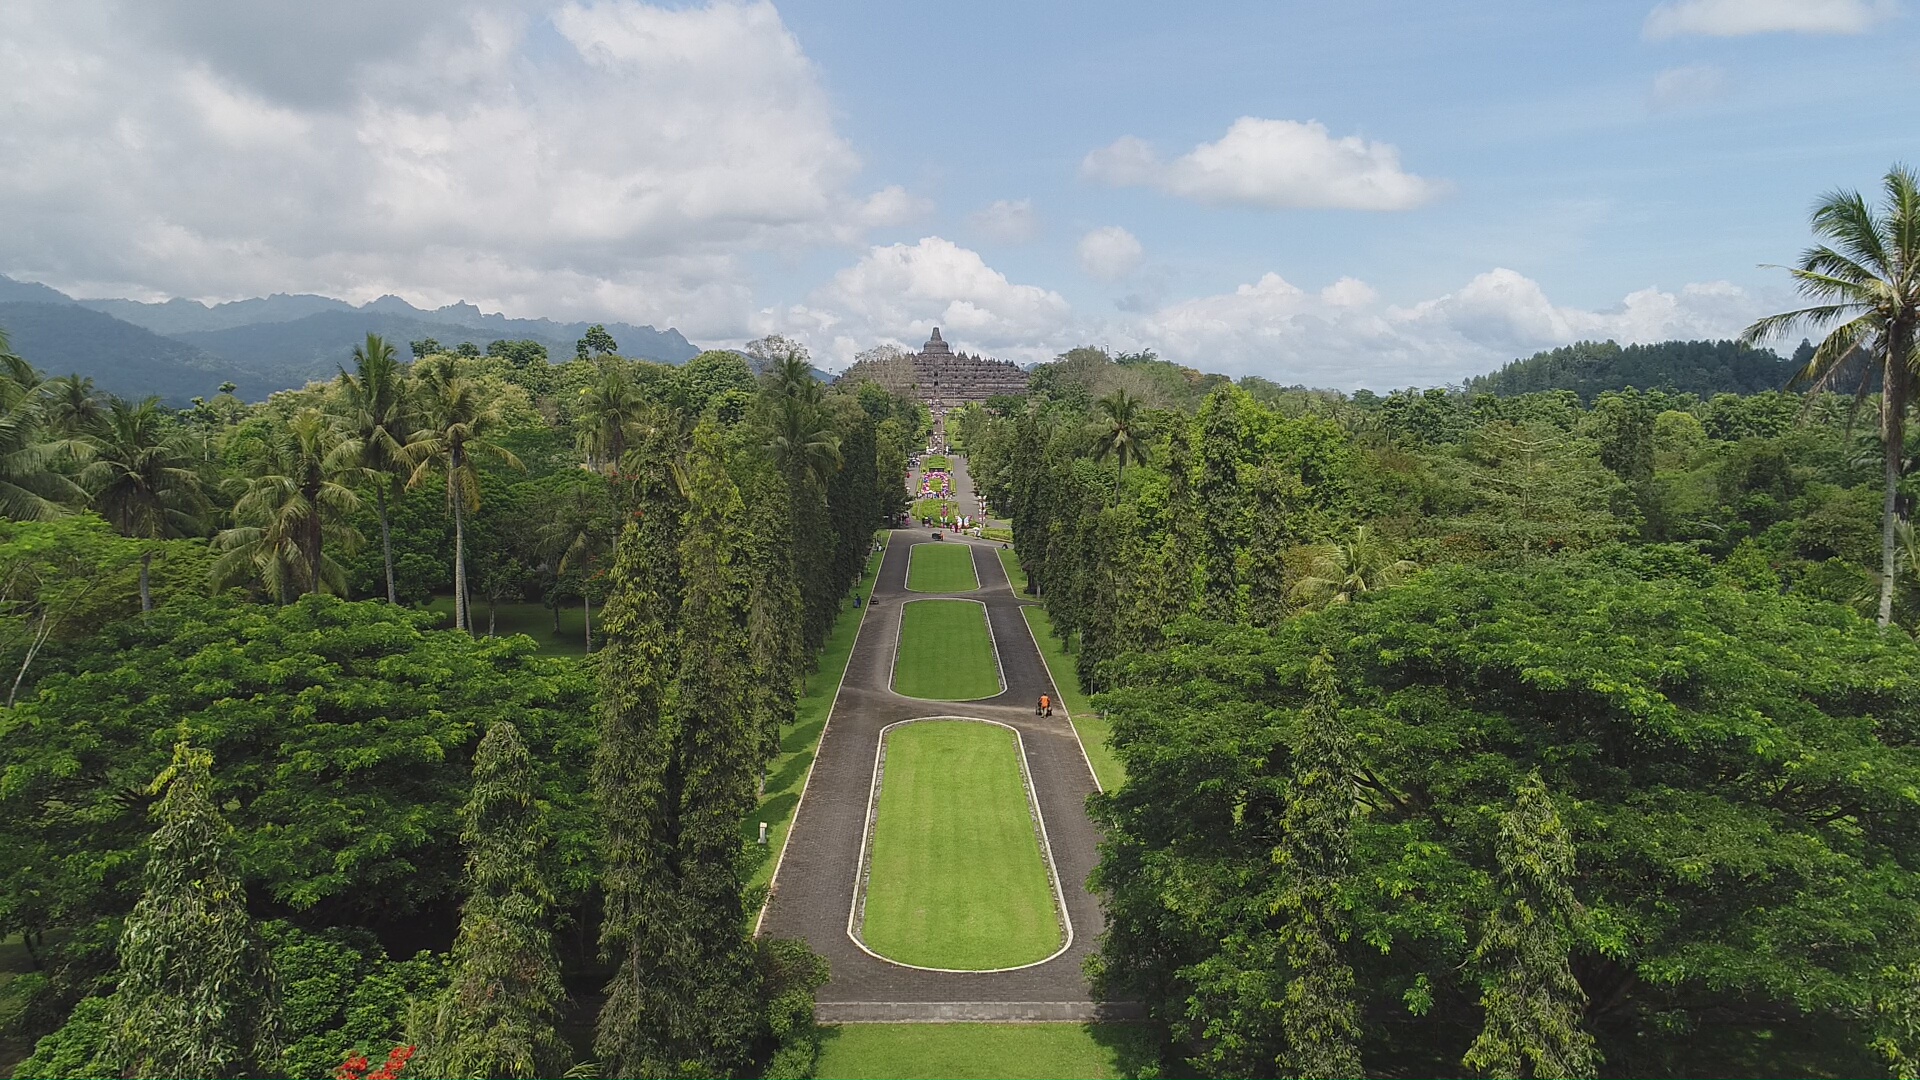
{"left": 758, "top": 821, "right": 770, "bottom": 845}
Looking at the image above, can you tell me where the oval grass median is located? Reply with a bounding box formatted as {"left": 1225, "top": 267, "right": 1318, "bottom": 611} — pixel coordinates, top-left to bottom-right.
{"left": 859, "top": 720, "right": 1062, "bottom": 970}
{"left": 891, "top": 599, "right": 1000, "bottom": 700}
{"left": 906, "top": 542, "right": 979, "bottom": 593}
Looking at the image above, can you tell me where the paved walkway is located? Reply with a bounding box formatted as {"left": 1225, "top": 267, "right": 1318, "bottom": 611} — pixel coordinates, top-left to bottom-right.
{"left": 759, "top": 460, "right": 1118, "bottom": 1023}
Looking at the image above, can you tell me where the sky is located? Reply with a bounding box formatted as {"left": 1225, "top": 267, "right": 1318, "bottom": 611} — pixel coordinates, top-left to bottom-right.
{"left": 2, "top": 0, "right": 1916, "bottom": 388}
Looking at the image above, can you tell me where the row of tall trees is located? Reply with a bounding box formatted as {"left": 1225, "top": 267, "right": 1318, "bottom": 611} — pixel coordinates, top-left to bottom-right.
{"left": 0, "top": 325, "right": 914, "bottom": 1077}
{"left": 970, "top": 194, "right": 1920, "bottom": 1075}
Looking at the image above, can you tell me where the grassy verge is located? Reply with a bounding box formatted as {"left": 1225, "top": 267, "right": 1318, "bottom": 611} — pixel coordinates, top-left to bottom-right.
{"left": 996, "top": 545, "right": 1030, "bottom": 594}
{"left": 816, "top": 1022, "right": 1157, "bottom": 1080}
{"left": 905, "top": 542, "right": 979, "bottom": 593}
{"left": 861, "top": 721, "right": 1060, "bottom": 969}
{"left": 424, "top": 596, "right": 591, "bottom": 656}
{"left": 746, "top": 545, "right": 886, "bottom": 893}
{"left": 893, "top": 599, "right": 1000, "bottom": 700}
{"left": 1023, "top": 606, "right": 1123, "bottom": 791}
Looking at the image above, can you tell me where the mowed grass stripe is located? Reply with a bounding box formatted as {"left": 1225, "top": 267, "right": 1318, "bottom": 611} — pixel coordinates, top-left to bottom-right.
{"left": 861, "top": 721, "right": 1061, "bottom": 969}
{"left": 816, "top": 1022, "right": 1156, "bottom": 1080}
{"left": 892, "top": 600, "right": 1000, "bottom": 700}
{"left": 906, "top": 542, "right": 979, "bottom": 593}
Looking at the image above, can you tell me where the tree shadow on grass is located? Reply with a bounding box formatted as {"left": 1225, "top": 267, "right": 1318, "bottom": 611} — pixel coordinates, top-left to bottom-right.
{"left": 1088, "top": 1022, "right": 1166, "bottom": 1080}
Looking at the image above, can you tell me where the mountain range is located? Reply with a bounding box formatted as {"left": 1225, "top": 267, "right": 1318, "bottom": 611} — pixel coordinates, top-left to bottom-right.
{"left": 0, "top": 275, "right": 701, "bottom": 402}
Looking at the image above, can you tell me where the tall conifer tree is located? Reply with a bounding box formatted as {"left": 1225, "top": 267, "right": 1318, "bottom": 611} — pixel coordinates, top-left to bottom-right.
{"left": 101, "top": 740, "right": 281, "bottom": 1079}
{"left": 595, "top": 424, "right": 762, "bottom": 1076}
{"left": 1462, "top": 773, "right": 1599, "bottom": 1080}
{"left": 595, "top": 431, "right": 686, "bottom": 1076}
{"left": 415, "top": 721, "right": 567, "bottom": 1079}
{"left": 1272, "top": 655, "right": 1364, "bottom": 1080}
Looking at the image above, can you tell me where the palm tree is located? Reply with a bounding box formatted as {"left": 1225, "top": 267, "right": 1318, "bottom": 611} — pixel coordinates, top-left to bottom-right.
{"left": 331, "top": 334, "right": 412, "bottom": 604}
{"left": 1092, "top": 387, "right": 1152, "bottom": 496}
{"left": 1743, "top": 164, "right": 1920, "bottom": 627}
{"left": 577, "top": 359, "right": 646, "bottom": 473}
{"left": 212, "top": 409, "right": 362, "bottom": 602}
{"left": 0, "top": 341, "right": 88, "bottom": 520}
{"left": 760, "top": 391, "right": 841, "bottom": 486}
{"left": 83, "top": 397, "right": 208, "bottom": 611}
{"left": 1289, "top": 526, "right": 1416, "bottom": 609}
{"left": 537, "top": 482, "right": 615, "bottom": 650}
{"left": 42, "top": 375, "right": 105, "bottom": 439}
{"left": 407, "top": 365, "right": 523, "bottom": 633}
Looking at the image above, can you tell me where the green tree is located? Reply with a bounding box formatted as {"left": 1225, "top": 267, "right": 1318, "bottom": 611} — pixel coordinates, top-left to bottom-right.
{"left": 1743, "top": 164, "right": 1920, "bottom": 626}
{"left": 83, "top": 396, "right": 208, "bottom": 611}
{"left": 213, "top": 408, "right": 363, "bottom": 602}
{"left": 1462, "top": 773, "right": 1599, "bottom": 1080}
{"left": 1289, "top": 525, "right": 1415, "bottom": 610}
{"left": 576, "top": 323, "right": 618, "bottom": 360}
{"left": 577, "top": 358, "right": 647, "bottom": 473}
{"left": 595, "top": 426, "right": 763, "bottom": 1076}
{"left": 41, "top": 374, "right": 104, "bottom": 439}
{"left": 1092, "top": 386, "right": 1152, "bottom": 496}
{"left": 408, "top": 361, "right": 524, "bottom": 632}
{"left": 1272, "top": 655, "right": 1363, "bottom": 1080}
{"left": 0, "top": 342, "right": 88, "bottom": 520}
{"left": 100, "top": 740, "right": 281, "bottom": 1079}
{"left": 333, "top": 333, "right": 413, "bottom": 605}
{"left": 413, "top": 721, "right": 568, "bottom": 1080}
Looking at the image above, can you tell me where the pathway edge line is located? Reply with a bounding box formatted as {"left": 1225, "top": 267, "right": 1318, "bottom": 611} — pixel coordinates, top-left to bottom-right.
{"left": 845, "top": 714, "right": 1075, "bottom": 974}
{"left": 754, "top": 537, "right": 889, "bottom": 937}
{"left": 1018, "top": 604, "right": 1105, "bottom": 795}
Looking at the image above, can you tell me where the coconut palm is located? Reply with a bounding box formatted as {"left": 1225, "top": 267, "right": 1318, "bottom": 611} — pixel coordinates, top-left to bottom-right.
{"left": 759, "top": 391, "right": 841, "bottom": 487}
{"left": 577, "top": 359, "right": 646, "bottom": 473}
{"left": 83, "top": 397, "right": 208, "bottom": 611}
{"left": 212, "top": 409, "right": 362, "bottom": 602}
{"left": 1289, "top": 526, "right": 1417, "bottom": 609}
{"left": 331, "top": 334, "right": 412, "bottom": 604}
{"left": 1092, "top": 387, "right": 1152, "bottom": 496}
{"left": 42, "top": 374, "right": 105, "bottom": 439}
{"left": 0, "top": 340, "right": 88, "bottom": 520}
{"left": 407, "top": 364, "right": 523, "bottom": 633}
{"left": 1743, "top": 164, "right": 1920, "bottom": 626}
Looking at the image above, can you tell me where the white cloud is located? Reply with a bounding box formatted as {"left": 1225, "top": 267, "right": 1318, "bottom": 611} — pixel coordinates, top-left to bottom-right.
{"left": 1111, "top": 267, "right": 1763, "bottom": 388}
{"left": 0, "top": 0, "right": 920, "bottom": 337}
{"left": 1649, "top": 63, "right": 1730, "bottom": 110}
{"left": 1077, "top": 226, "right": 1145, "bottom": 281}
{"left": 754, "top": 234, "right": 1760, "bottom": 388}
{"left": 1082, "top": 117, "right": 1444, "bottom": 211}
{"left": 969, "top": 198, "right": 1039, "bottom": 244}
{"left": 755, "top": 236, "right": 1076, "bottom": 367}
{"left": 1644, "top": 0, "right": 1896, "bottom": 38}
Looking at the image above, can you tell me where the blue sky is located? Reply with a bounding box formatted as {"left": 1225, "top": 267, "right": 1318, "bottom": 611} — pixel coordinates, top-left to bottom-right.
{"left": 2, "top": 0, "right": 1916, "bottom": 386}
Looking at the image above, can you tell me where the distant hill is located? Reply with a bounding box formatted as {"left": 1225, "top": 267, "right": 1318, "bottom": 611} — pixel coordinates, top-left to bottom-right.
{"left": 1467, "top": 340, "right": 1801, "bottom": 401}
{"left": 80, "top": 293, "right": 354, "bottom": 334}
{"left": 0, "top": 275, "right": 703, "bottom": 403}
{"left": 0, "top": 301, "right": 270, "bottom": 401}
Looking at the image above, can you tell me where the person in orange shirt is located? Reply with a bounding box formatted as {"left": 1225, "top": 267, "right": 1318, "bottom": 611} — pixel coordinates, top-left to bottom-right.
{"left": 1038, "top": 693, "right": 1052, "bottom": 717}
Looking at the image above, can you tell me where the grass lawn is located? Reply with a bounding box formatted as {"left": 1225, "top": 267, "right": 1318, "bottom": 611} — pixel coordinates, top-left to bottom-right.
{"left": 747, "top": 545, "right": 887, "bottom": 894}
{"left": 424, "top": 596, "right": 592, "bottom": 656}
{"left": 861, "top": 720, "right": 1060, "bottom": 969}
{"left": 996, "top": 545, "right": 1030, "bottom": 594}
{"left": 1023, "top": 606, "right": 1123, "bottom": 791}
{"left": 906, "top": 542, "right": 979, "bottom": 593}
{"left": 816, "top": 1022, "right": 1158, "bottom": 1080}
{"left": 893, "top": 600, "right": 1001, "bottom": 700}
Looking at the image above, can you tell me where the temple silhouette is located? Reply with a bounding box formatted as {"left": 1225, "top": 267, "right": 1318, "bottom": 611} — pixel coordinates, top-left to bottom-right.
{"left": 838, "top": 328, "right": 1028, "bottom": 420}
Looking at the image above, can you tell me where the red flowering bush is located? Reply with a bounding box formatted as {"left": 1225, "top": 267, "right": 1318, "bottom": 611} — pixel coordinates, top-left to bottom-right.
{"left": 335, "top": 1044, "right": 415, "bottom": 1080}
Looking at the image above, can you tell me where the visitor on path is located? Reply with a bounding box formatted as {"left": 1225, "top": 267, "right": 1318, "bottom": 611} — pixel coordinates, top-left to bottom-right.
{"left": 1038, "top": 693, "right": 1052, "bottom": 717}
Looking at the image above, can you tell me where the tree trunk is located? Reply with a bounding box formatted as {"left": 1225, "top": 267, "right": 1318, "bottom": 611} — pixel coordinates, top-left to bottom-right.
{"left": 453, "top": 494, "right": 469, "bottom": 633}
{"left": 138, "top": 549, "right": 153, "bottom": 613}
{"left": 584, "top": 592, "right": 593, "bottom": 652}
{"left": 488, "top": 594, "right": 497, "bottom": 637}
{"left": 377, "top": 484, "right": 397, "bottom": 604}
{"left": 1882, "top": 362, "right": 1908, "bottom": 628}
